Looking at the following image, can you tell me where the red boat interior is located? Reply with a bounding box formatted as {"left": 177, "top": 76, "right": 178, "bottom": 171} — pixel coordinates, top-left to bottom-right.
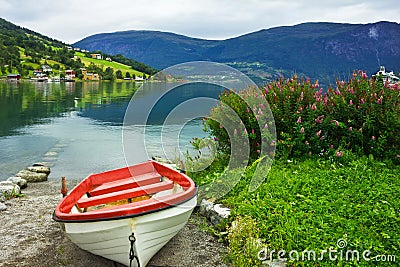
{"left": 53, "top": 160, "right": 197, "bottom": 222}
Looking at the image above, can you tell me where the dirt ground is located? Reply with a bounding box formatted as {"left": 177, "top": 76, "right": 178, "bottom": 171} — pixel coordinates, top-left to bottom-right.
{"left": 0, "top": 180, "right": 229, "bottom": 267}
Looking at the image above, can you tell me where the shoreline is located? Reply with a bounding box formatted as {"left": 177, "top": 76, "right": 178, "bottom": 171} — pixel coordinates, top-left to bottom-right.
{"left": 0, "top": 179, "right": 228, "bottom": 267}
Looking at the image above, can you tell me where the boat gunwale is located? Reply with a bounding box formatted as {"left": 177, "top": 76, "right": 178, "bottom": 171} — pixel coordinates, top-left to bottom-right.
{"left": 52, "top": 189, "right": 197, "bottom": 223}
{"left": 53, "top": 160, "right": 197, "bottom": 223}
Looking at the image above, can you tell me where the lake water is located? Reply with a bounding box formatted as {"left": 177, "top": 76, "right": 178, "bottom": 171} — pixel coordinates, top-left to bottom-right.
{"left": 0, "top": 81, "right": 221, "bottom": 181}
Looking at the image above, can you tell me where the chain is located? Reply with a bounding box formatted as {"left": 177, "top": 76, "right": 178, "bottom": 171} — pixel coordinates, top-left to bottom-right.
{"left": 129, "top": 233, "right": 140, "bottom": 267}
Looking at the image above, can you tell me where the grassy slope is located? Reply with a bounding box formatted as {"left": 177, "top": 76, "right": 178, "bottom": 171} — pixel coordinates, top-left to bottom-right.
{"left": 11, "top": 48, "right": 145, "bottom": 78}
{"left": 75, "top": 52, "right": 145, "bottom": 77}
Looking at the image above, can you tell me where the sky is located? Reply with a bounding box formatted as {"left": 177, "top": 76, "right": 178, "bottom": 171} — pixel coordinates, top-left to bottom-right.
{"left": 0, "top": 0, "right": 399, "bottom": 44}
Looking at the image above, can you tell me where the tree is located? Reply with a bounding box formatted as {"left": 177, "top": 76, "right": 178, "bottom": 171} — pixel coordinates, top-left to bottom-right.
{"left": 103, "top": 67, "right": 114, "bottom": 80}
{"left": 115, "top": 70, "right": 123, "bottom": 79}
{"left": 125, "top": 72, "right": 131, "bottom": 79}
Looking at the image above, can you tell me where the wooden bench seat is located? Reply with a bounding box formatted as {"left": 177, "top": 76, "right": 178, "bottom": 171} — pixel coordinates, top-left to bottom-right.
{"left": 77, "top": 180, "right": 174, "bottom": 209}
{"left": 88, "top": 172, "right": 162, "bottom": 197}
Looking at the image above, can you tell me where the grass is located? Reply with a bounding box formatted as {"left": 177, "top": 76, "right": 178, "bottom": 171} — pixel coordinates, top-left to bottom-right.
{"left": 74, "top": 52, "right": 144, "bottom": 77}
{"left": 190, "top": 157, "right": 400, "bottom": 266}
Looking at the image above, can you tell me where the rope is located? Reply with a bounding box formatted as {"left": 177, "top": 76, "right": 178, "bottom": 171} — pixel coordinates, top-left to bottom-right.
{"left": 129, "top": 233, "right": 140, "bottom": 267}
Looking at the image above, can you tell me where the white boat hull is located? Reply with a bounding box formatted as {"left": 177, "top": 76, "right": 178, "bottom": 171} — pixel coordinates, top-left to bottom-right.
{"left": 64, "top": 196, "right": 197, "bottom": 266}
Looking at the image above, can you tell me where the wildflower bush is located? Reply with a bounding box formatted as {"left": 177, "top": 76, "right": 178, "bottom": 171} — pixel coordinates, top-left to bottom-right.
{"left": 204, "top": 88, "right": 276, "bottom": 163}
{"left": 204, "top": 71, "right": 400, "bottom": 163}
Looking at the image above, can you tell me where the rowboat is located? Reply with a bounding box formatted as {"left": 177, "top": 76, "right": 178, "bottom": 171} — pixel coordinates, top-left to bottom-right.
{"left": 53, "top": 160, "right": 197, "bottom": 267}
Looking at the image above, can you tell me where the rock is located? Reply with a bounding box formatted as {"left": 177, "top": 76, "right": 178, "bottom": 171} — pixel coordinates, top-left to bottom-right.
{"left": 0, "top": 181, "right": 21, "bottom": 196}
{"left": 27, "top": 165, "right": 51, "bottom": 175}
{"left": 44, "top": 151, "right": 58, "bottom": 157}
{"left": 0, "top": 202, "right": 6, "bottom": 211}
{"left": 199, "top": 199, "right": 230, "bottom": 228}
{"left": 152, "top": 155, "right": 173, "bottom": 164}
{"left": 7, "top": 176, "right": 28, "bottom": 189}
{"left": 15, "top": 170, "right": 48, "bottom": 182}
{"left": 42, "top": 157, "right": 57, "bottom": 162}
{"left": 0, "top": 194, "right": 5, "bottom": 203}
{"left": 33, "top": 162, "right": 55, "bottom": 167}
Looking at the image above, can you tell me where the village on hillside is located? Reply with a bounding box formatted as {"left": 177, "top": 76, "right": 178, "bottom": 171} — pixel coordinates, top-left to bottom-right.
{"left": 3, "top": 45, "right": 150, "bottom": 83}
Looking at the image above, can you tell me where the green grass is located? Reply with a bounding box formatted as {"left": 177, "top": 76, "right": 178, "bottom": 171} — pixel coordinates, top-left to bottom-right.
{"left": 190, "top": 157, "right": 400, "bottom": 266}
{"left": 75, "top": 52, "right": 144, "bottom": 77}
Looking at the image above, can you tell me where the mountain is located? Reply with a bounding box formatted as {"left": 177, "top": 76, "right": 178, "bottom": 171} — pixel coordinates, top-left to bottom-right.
{"left": 74, "top": 21, "right": 400, "bottom": 84}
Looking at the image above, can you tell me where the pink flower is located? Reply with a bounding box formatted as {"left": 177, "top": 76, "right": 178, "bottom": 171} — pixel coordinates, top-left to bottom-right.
{"left": 214, "top": 137, "right": 219, "bottom": 141}
{"left": 377, "top": 97, "right": 383, "bottom": 104}
{"left": 298, "top": 106, "right": 303, "bottom": 112}
{"left": 297, "top": 116, "right": 302, "bottom": 123}
{"left": 305, "top": 141, "right": 309, "bottom": 146}
{"left": 336, "top": 150, "right": 343, "bottom": 158}
{"left": 257, "top": 149, "right": 261, "bottom": 154}
{"left": 331, "top": 120, "right": 339, "bottom": 126}
{"left": 349, "top": 100, "right": 353, "bottom": 106}
{"left": 311, "top": 104, "right": 317, "bottom": 111}
{"left": 264, "top": 123, "right": 268, "bottom": 129}
{"left": 234, "top": 129, "right": 237, "bottom": 135}
{"left": 371, "top": 136, "right": 376, "bottom": 141}
{"left": 330, "top": 144, "right": 334, "bottom": 149}
{"left": 316, "top": 130, "right": 322, "bottom": 137}
{"left": 361, "top": 98, "right": 365, "bottom": 104}
{"left": 397, "top": 155, "right": 400, "bottom": 158}
{"left": 315, "top": 116, "right": 323, "bottom": 124}
{"left": 251, "top": 129, "right": 255, "bottom": 134}
{"left": 349, "top": 127, "right": 353, "bottom": 131}
{"left": 300, "top": 127, "right": 304, "bottom": 133}
{"left": 362, "top": 72, "right": 368, "bottom": 79}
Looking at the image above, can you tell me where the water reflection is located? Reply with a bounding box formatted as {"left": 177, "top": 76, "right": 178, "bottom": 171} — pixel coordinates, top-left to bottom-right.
{"left": 0, "top": 81, "right": 137, "bottom": 136}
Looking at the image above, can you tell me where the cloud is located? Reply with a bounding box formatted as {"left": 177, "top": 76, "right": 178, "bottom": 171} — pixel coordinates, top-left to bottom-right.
{"left": 0, "top": 0, "right": 399, "bottom": 43}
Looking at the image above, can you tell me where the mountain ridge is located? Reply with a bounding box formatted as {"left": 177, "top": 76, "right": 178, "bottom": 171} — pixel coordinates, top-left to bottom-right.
{"left": 74, "top": 21, "right": 400, "bottom": 84}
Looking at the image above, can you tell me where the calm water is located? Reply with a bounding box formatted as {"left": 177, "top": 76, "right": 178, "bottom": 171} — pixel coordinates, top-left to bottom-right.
{"left": 0, "top": 81, "right": 220, "bottom": 181}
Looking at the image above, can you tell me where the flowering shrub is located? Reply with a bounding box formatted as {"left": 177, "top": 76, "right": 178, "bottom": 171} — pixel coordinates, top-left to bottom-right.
{"left": 204, "top": 71, "right": 400, "bottom": 163}
{"left": 204, "top": 88, "right": 276, "bottom": 163}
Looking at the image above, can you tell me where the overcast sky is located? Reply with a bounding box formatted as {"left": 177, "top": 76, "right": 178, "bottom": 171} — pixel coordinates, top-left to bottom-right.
{"left": 1, "top": 0, "right": 399, "bottom": 44}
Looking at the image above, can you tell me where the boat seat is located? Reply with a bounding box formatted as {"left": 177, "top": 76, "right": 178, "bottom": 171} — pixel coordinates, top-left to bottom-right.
{"left": 77, "top": 180, "right": 174, "bottom": 209}
{"left": 88, "top": 172, "right": 162, "bottom": 197}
